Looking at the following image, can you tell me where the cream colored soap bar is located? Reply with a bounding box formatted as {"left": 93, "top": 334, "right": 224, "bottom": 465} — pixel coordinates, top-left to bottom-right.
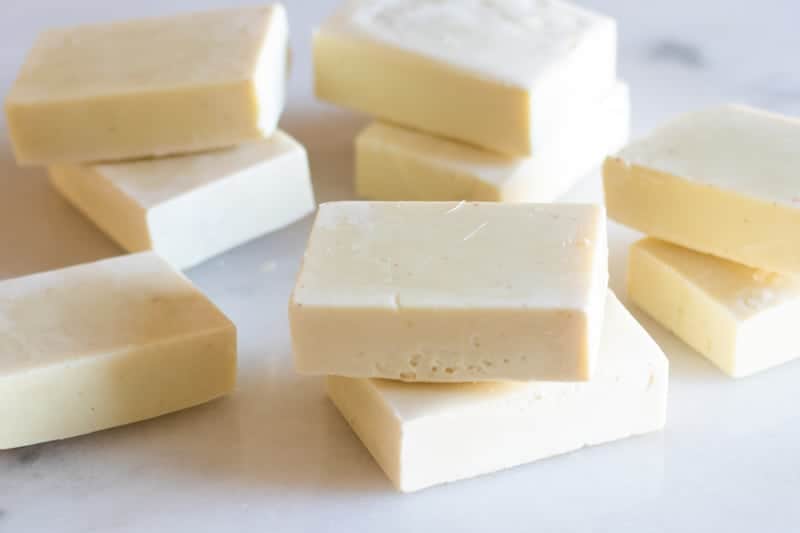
{"left": 290, "top": 201, "right": 608, "bottom": 382}
{"left": 605, "top": 105, "right": 800, "bottom": 274}
{"left": 328, "top": 292, "right": 668, "bottom": 492}
{"left": 628, "top": 238, "right": 800, "bottom": 378}
{"left": 0, "top": 252, "right": 236, "bottom": 450}
{"left": 314, "top": 0, "right": 616, "bottom": 156}
{"left": 356, "top": 82, "right": 630, "bottom": 202}
{"left": 50, "top": 132, "right": 315, "bottom": 270}
{"left": 6, "top": 5, "right": 288, "bottom": 165}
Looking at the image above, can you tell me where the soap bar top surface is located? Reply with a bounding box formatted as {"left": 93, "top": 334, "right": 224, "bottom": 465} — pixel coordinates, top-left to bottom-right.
{"left": 90, "top": 131, "right": 304, "bottom": 209}
{"left": 294, "top": 201, "right": 606, "bottom": 310}
{"left": 0, "top": 252, "right": 233, "bottom": 375}
{"left": 7, "top": 4, "right": 285, "bottom": 103}
{"left": 319, "top": 0, "right": 614, "bottom": 87}
{"left": 617, "top": 105, "right": 800, "bottom": 207}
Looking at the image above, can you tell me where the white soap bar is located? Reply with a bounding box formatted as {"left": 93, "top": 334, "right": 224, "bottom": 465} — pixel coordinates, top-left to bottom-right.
{"left": 628, "top": 238, "right": 800, "bottom": 378}
{"left": 6, "top": 5, "right": 288, "bottom": 165}
{"left": 314, "top": 0, "right": 616, "bottom": 156}
{"left": 0, "top": 252, "right": 236, "bottom": 450}
{"left": 605, "top": 105, "right": 800, "bottom": 274}
{"left": 49, "top": 132, "right": 315, "bottom": 270}
{"left": 328, "top": 292, "right": 668, "bottom": 492}
{"left": 290, "top": 201, "right": 608, "bottom": 382}
{"left": 355, "top": 82, "right": 630, "bottom": 201}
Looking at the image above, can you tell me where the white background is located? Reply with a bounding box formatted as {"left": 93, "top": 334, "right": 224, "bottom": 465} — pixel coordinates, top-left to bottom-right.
{"left": 1, "top": 1, "right": 800, "bottom": 531}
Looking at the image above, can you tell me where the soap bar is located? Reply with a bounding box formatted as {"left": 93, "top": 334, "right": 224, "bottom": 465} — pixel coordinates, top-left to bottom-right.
{"left": 328, "top": 292, "right": 668, "bottom": 492}
{"left": 290, "top": 201, "right": 608, "bottom": 382}
{"left": 6, "top": 4, "right": 289, "bottom": 165}
{"left": 604, "top": 105, "right": 800, "bottom": 274}
{"left": 355, "top": 82, "right": 629, "bottom": 202}
{"left": 628, "top": 238, "right": 800, "bottom": 378}
{"left": 49, "top": 132, "right": 315, "bottom": 270}
{"left": 0, "top": 252, "right": 236, "bottom": 449}
{"left": 314, "top": 0, "right": 616, "bottom": 156}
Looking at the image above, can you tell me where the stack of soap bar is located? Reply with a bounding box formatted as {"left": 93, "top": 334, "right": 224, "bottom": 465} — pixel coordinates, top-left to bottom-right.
{"left": 314, "top": 0, "right": 629, "bottom": 201}
{"left": 290, "top": 201, "right": 609, "bottom": 382}
{"left": 355, "top": 82, "right": 630, "bottom": 202}
{"left": 628, "top": 239, "right": 800, "bottom": 378}
{"left": 291, "top": 201, "right": 668, "bottom": 491}
{"left": 50, "top": 132, "right": 315, "bottom": 270}
{"left": 0, "top": 252, "right": 237, "bottom": 450}
{"left": 6, "top": 4, "right": 316, "bottom": 268}
{"left": 328, "top": 292, "right": 668, "bottom": 492}
{"left": 6, "top": 5, "right": 289, "bottom": 165}
{"left": 605, "top": 105, "right": 800, "bottom": 376}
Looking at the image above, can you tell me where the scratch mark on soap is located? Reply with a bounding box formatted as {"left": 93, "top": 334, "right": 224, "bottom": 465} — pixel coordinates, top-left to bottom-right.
{"left": 647, "top": 39, "right": 706, "bottom": 69}
{"left": 445, "top": 200, "right": 466, "bottom": 214}
{"left": 0, "top": 509, "right": 6, "bottom": 521}
{"left": 462, "top": 222, "right": 488, "bottom": 241}
{"left": 15, "top": 444, "right": 44, "bottom": 465}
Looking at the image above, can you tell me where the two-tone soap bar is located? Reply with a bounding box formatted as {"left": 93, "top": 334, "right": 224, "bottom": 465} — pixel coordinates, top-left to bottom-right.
{"left": 605, "top": 105, "right": 800, "bottom": 274}
{"left": 328, "top": 292, "right": 668, "bottom": 492}
{"left": 290, "top": 201, "right": 608, "bottom": 382}
{"left": 49, "top": 132, "right": 315, "bottom": 270}
{"left": 315, "top": 0, "right": 616, "bottom": 155}
{"left": 0, "top": 252, "right": 236, "bottom": 450}
{"left": 356, "top": 82, "right": 630, "bottom": 202}
{"left": 6, "top": 4, "right": 289, "bottom": 165}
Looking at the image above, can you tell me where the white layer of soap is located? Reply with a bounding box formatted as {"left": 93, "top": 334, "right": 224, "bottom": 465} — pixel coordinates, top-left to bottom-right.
{"left": 50, "top": 132, "right": 315, "bottom": 270}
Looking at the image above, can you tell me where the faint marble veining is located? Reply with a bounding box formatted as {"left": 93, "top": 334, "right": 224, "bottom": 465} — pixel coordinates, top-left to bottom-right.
{"left": 14, "top": 444, "right": 44, "bottom": 465}
{"left": 647, "top": 39, "right": 706, "bottom": 69}
{"left": 751, "top": 73, "right": 800, "bottom": 113}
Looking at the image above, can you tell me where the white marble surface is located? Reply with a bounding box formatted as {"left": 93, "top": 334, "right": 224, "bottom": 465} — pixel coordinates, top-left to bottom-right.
{"left": 1, "top": 1, "right": 800, "bottom": 531}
